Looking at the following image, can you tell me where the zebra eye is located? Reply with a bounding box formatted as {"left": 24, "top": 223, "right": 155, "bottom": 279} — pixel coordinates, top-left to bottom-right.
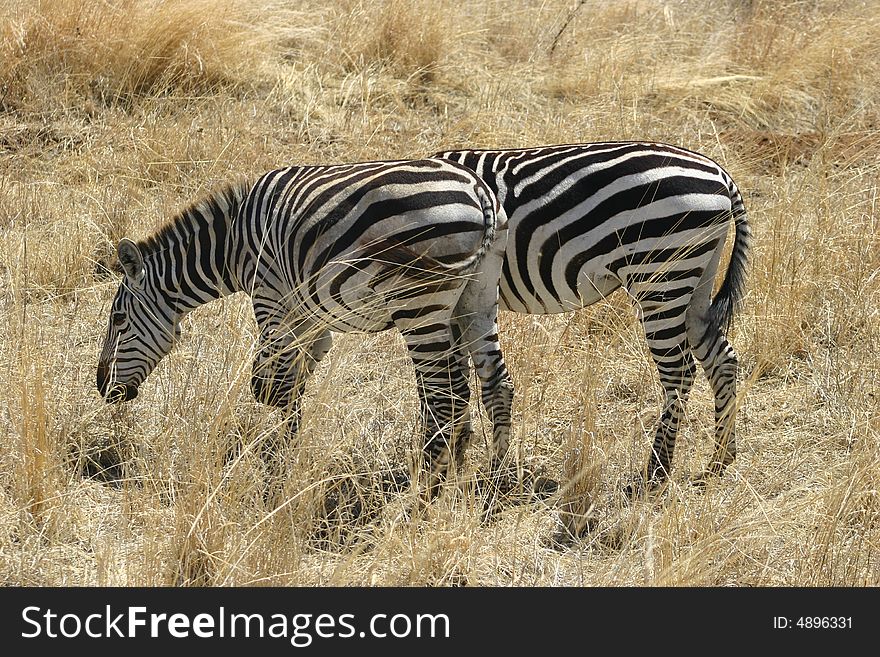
{"left": 112, "top": 311, "right": 126, "bottom": 327}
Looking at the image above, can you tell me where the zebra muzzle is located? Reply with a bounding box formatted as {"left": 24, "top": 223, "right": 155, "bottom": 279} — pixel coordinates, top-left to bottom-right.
{"left": 97, "top": 363, "right": 138, "bottom": 403}
{"left": 104, "top": 383, "right": 138, "bottom": 403}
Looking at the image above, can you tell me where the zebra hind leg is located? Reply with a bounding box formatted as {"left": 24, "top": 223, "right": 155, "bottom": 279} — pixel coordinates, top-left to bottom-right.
{"left": 397, "top": 318, "right": 473, "bottom": 503}
{"left": 449, "top": 321, "right": 476, "bottom": 473}
{"left": 452, "top": 275, "right": 517, "bottom": 514}
{"left": 688, "top": 321, "right": 738, "bottom": 485}
{"left": 685, "top": 234, "right": 739, "bottom": 486}
{"left": 255, "top": 345, "right": 307, "bottom": 504}
{"left": 625, "top": 293, "right": 697, "bottom": 500}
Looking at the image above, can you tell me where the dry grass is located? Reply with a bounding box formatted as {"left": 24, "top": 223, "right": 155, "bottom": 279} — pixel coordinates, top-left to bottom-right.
{"left": 1, "top": 0, "right": 878, "bottom": 586}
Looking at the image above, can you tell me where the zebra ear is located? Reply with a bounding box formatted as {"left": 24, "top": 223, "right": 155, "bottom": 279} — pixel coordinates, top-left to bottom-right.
{"left": 117, "top": 238, "right": 145, "bottom": 287}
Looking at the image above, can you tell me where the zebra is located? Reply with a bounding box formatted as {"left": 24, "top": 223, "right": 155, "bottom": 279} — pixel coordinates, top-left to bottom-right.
{"left": 432, "top": 142, "right": 751, "bottom": 493}
{"left": 96, "top": 158, "right": 515, "bottom": 497}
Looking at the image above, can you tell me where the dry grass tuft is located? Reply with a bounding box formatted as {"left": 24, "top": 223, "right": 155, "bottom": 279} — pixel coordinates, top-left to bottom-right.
{"left": 556, "top": 377, "right": 605, "bottom": 543}
{"left": 0, "top": 0, "right": 288, "bottom": 112}
{"left": 334, "top": 0, "right": 451, "bottom": 80}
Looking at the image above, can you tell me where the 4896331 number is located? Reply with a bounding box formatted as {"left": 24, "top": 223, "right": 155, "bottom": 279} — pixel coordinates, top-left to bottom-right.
{"left": 796, "top": 617, "right": 852, "bottom": 629}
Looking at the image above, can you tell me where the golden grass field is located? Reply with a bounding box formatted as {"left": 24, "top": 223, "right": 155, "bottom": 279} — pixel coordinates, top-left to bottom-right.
{"left": 0, "top": 0, "right": 878, "bottom": 586}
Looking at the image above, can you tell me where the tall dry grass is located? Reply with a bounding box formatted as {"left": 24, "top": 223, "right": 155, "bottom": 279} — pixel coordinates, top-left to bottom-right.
{"left": 0, "top": 0, "right": 878, "bottom": 586}
{"left": 0, "top": 0, "right": 290, "bottom": 110}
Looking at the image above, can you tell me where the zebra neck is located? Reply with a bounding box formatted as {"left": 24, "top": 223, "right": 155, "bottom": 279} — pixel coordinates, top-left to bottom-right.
{"left": 164, "top": 224, "right": 238, "bottom": 313}
{"left": 142, "top": 182, "right": 249, "bottom": 314}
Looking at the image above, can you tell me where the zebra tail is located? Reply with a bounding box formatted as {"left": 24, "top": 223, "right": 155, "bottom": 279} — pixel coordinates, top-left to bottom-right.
{"left": 707, "top": 183, "right": 752, "bottom": 334}
{"left": 460, "top": 181, "right": 500, "bottom": 273}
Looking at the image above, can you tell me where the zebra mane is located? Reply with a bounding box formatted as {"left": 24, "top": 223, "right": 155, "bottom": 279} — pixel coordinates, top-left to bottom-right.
{"left": 136, "top": 179, "right": 253, "bottom": 259}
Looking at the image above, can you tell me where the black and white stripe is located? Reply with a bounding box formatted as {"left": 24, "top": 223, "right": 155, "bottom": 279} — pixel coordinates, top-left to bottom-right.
{"left": 97, "top": 158, "right": 514, "bottom": 491}
{"left": 433, "top": 142, "right": 751, "bottom": 489}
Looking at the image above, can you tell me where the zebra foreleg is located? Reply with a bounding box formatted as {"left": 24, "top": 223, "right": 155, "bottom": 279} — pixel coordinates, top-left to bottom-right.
{"left": 252, "top": 347, "right": 307, "bottom": 502}
{"left": 251, "top": 327, "right": 333, "bottom": 500}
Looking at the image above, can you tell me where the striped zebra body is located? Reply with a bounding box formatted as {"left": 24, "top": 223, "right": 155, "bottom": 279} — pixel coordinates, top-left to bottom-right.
{"left": 97, "top": 158, "right": 514, "bottom": 493}
{"left": 434, "top": 142, "right": 751, "bottom": 489}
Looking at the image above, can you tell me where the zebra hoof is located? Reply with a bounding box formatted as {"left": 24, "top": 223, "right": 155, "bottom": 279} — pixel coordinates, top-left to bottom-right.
{"left": 251, "top": 378, "right": 288, "bottom": 408}
{"left": 689, "top": 459, "right": 732, "bottom": 488}
{"left": 104, "top": 383, "right": 138, "bottom": 403}
{"left": 622, "top": 475, "right": 666, "bottom": 503}
{"left": 546, "top": 514, "right": 598, "bottom": 549}
{"left": 531, "top": 475, "right": 560, "bottom": 500}
{"left": 688, "top": 469, "right": 723, "bottom": 489}
{"left": 418, "top": 472, "right": 446, "bottom": 506}
{"left": 380, "top": 468, "right": 412, "bottom": 495}
{"left": 622, "top": 474, "right": 646, "bottom": 501}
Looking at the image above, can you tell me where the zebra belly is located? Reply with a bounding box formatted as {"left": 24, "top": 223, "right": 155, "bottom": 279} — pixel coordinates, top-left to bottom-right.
{"left": 301, "top": 262, "right": 463, "bottom": 334}
{"left": 499, "top": 254, "right": 622, "bottom": 315}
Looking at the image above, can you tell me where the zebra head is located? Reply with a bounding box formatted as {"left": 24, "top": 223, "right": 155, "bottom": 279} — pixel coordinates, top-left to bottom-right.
{"left": 97, "top": 238, "right": 181, "bottom": 403}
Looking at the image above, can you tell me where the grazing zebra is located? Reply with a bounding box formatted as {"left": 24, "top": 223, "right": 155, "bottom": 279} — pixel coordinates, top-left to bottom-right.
{"left": 96, "top": 158, "right": 514, "bottom": 495}
{"left": 433, "top": 142, "right": 751, "bottom": 492}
